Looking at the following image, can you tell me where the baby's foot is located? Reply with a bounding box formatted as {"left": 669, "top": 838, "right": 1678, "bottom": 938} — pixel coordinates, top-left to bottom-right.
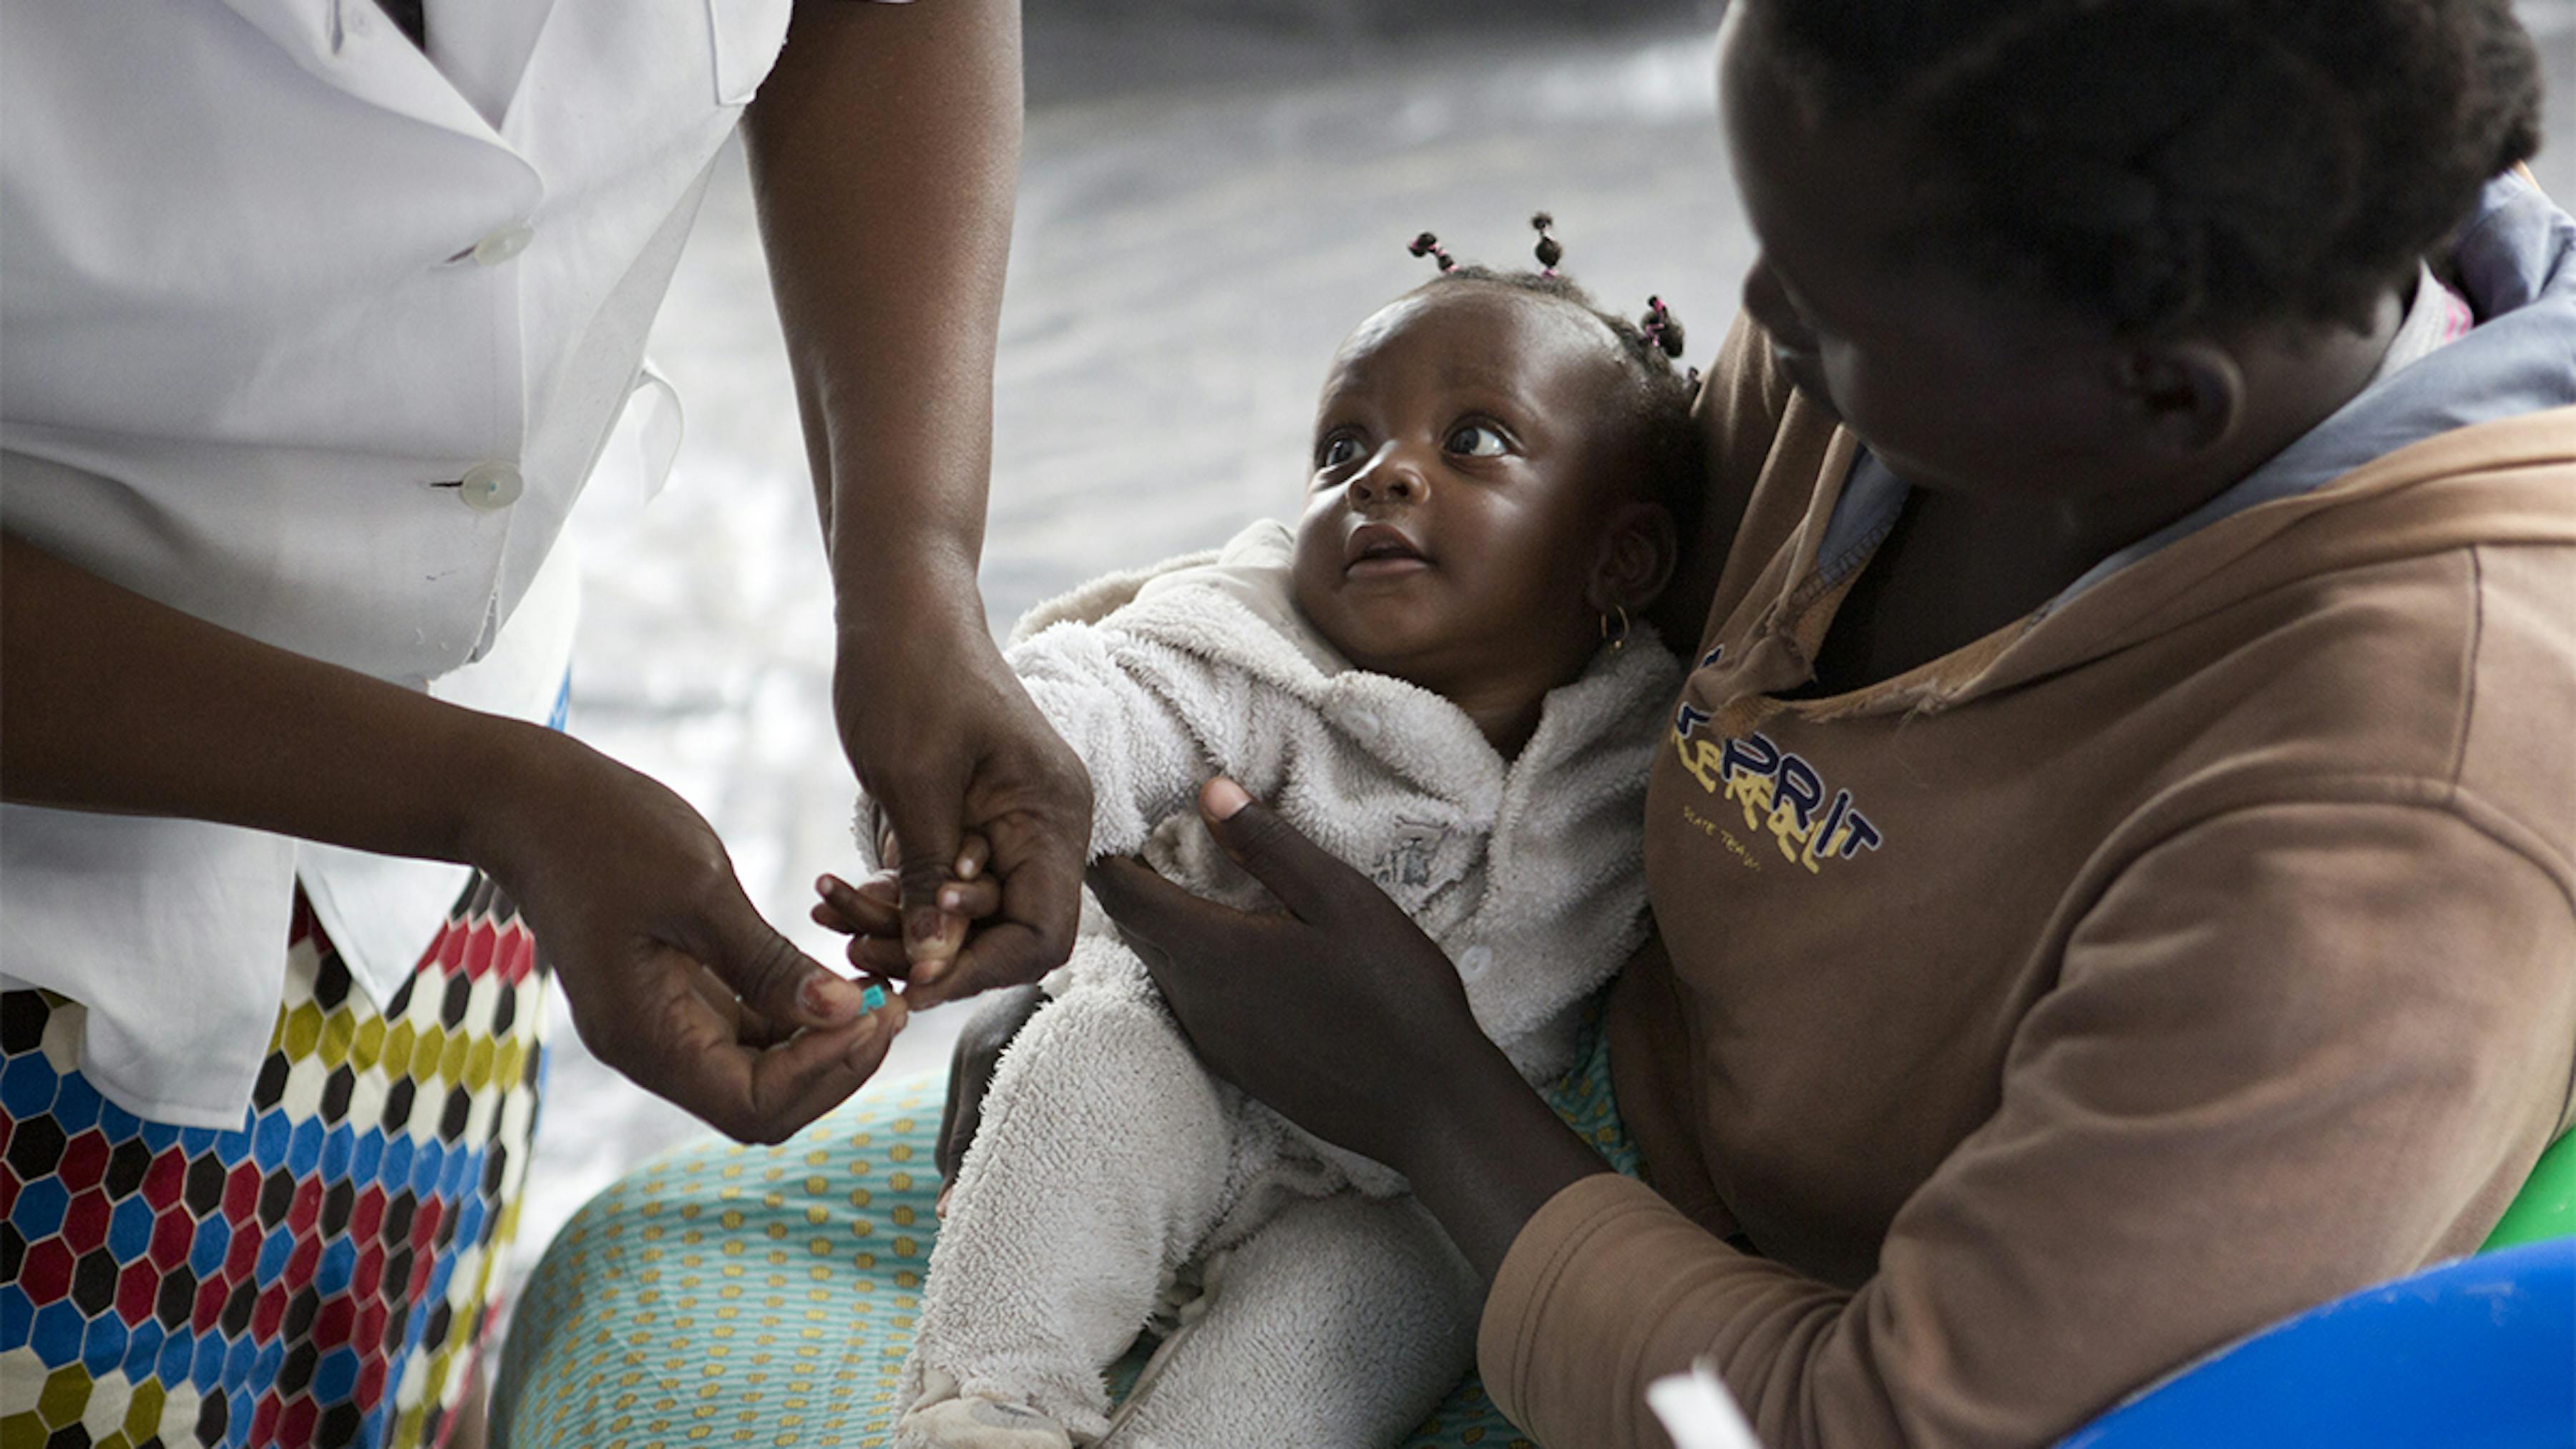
{"left": 898, "top": 1395, "right": 1074, "bottom": 1449}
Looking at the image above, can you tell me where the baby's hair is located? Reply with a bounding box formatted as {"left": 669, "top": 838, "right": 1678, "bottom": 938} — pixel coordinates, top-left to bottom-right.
{"left": 1638, "top": 296, "right": 1684, "bottom": 358}
{"left": 1405, "top": 217, "right": 1706, "bottom": 551}
{"left": 1531, "top": 213, "right": 1564, "bottom": 275}
{"left": 1749, "top": 0, "right": 2544, "bottom": 336}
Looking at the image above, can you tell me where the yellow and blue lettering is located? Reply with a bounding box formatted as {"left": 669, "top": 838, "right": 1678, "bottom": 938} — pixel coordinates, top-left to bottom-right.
{"left": 1775, "top": 753, "right": 1825, "bottom": 829}
{"left": 1672, "top": 726, "right": 1890, "bottom": 875}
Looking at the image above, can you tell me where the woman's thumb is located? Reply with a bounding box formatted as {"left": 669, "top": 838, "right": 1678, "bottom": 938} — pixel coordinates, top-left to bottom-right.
{"left": 1196, "top": 777, "right": 1345, "bottom": 921}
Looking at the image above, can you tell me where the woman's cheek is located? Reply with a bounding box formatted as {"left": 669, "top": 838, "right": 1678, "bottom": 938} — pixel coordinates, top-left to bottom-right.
{"left": 1826, "top": 351, "right": 1968, "bottom": 482}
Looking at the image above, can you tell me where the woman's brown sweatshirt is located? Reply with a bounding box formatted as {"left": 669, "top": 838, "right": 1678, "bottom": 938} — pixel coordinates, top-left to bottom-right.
{"left": 1478, "top": 298, "right": 2576, "bottom": 1448}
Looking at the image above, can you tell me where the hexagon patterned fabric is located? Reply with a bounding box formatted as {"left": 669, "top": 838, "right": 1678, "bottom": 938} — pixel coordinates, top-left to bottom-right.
{"left": 492, "top": 1018, "right": 1639, "bottom": 1448}
{"left": 1, "top": 879, "right": 547, "bottom": 1449}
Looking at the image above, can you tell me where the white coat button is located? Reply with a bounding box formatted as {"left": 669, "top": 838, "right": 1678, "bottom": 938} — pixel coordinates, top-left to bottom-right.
{"left": 457, "top": 463, "right": 524, "bottom": 512}
{"left": 1351, "top": 708, "right": 1383, "bottom": 739}
{"left": 472, "top": 225, "right": 535, "bottom": 267}
{"left": 1458, "top": 945, "right": 1493, "bottom": 980}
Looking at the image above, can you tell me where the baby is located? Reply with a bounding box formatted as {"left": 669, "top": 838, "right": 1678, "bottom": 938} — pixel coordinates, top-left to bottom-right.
{"left": 846, "top": 219, "right": 1701, "bottom": 1448}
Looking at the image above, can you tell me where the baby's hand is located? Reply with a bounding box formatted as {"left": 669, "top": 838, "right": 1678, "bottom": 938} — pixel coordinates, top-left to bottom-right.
{"left": 813, "top": 833, "right": 1002, "bottom": 989}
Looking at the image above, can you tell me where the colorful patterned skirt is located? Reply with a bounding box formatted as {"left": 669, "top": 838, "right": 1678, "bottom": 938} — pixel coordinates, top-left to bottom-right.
{"left": 1, "top": 877, "right": 549, "bottom": 1449}
{"left": 493, "top": 1015, "right": 1638, "bottom": 1448}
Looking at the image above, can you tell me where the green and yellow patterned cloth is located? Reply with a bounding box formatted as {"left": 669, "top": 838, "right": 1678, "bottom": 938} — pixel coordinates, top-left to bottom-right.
{"left": 494, "top": 1018, "right": 1637, "bottom": 1448}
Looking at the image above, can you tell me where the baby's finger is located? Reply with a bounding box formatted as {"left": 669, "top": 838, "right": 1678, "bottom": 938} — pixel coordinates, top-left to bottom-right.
{"left": 848, "top": 934, "right": 914, "bottom": 979}
{"left": 815, "top": 873, "right": 903, "bottom": 937}
{"left": 954, "top": 834, "right": 992, "bottom": 882}
{"left": 906, "top": 909, "right": 969, "bottom": 970}
{"left": 933, "top": 874, "right": 1003, "bottom": 920}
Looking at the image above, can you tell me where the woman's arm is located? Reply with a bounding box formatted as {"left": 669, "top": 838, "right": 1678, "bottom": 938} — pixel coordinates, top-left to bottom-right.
{"left": 745, "top": 0, "right": 1093, "bottom": 1010}
{"left": 1093, "top": 780, "right": 2576, "bottom": 1448}
{"left": 1, "top": 532, "right": 902, "bottom": 1143}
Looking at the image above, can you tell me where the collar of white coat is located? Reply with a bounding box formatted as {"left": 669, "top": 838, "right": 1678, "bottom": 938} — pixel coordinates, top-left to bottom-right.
{"left": 219, "top": 0, "right": 513, "bottom": 147}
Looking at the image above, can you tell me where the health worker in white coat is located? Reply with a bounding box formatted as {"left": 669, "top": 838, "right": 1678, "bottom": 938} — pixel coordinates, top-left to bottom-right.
{"left": 0, "top": 1, "right": 1089, "bottom": 1443}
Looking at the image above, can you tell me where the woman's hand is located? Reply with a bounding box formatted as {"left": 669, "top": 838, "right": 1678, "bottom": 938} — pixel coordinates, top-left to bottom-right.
{"left": 1085, "top": 778, "right": 1611, "bottom": 1278}
{"left": 472, "top": 728, "right": 907, "bottom": 1146}
{"left": 1085, "top": 779, "right": 1488, "bottom": 1170}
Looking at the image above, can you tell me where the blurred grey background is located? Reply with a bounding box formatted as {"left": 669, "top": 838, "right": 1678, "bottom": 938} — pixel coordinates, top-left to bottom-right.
{"left": 513, "top": 0, "right": 2576, "bottom": 1298}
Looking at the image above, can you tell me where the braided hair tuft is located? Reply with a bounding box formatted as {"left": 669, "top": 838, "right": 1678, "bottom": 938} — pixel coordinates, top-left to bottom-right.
{"left": 1400, "top": 220, "right": 1705, "bottom": 548}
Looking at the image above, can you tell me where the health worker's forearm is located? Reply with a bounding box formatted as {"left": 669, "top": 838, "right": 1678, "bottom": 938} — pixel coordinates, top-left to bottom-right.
{"left": 0, "top": 531, "right": 555, "bottom": 871}
{"left": 745, "top": 0, "right": 1023, "bottom": 636}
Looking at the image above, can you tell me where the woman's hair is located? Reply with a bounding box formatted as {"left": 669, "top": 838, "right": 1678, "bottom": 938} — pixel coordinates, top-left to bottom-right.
{"left": 1409, "top": 217, "right": 1707, "bottom": 549}
{"left": 1750, "top": 0, "right": 2545, "bottom": 336}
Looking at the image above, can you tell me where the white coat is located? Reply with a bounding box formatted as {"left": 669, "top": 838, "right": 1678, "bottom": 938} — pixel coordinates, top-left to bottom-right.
{"left": 893, "top": 522, "right": 1682, "bottom": 1447}
{"left": 0, "top": 0, "right": 801, "bottom": 1126}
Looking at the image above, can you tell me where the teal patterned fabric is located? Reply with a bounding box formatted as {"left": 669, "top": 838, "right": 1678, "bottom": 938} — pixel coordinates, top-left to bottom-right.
{"left": 496, "top": 1017, "right": 1635, "bottom": 1448}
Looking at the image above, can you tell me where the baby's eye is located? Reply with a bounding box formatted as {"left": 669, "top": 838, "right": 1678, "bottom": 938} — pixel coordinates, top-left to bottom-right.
{"left": 1317, "top": 434, "right": 1364, "bottom": 469}
{"left": 1445, "top": 423, "right": 1509, "bottom": 458}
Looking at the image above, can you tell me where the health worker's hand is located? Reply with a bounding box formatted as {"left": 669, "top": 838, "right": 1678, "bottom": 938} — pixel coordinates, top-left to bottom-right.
{"left": 810, "top": 855, "right": 1040, "bottom": 1216}
{"left": 834, "top": 619, "right": 1091, "bottom": 1010}
{"left": 750, "top": 0, "right": 1068, "bottom": 1013}
{"left": 813, "top": 833, "right": 1001, "bottom": 978}
{"left": 474, "top": 731, "right": 906, "bottom": 1145}
{"left": 814, "top": 831, "right": 1004, "bottom": 990}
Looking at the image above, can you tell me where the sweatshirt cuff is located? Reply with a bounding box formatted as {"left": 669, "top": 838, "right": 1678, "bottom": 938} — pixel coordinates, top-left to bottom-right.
{"left": 1478, "top": 1173, "right": 1702, "bottom": 1437}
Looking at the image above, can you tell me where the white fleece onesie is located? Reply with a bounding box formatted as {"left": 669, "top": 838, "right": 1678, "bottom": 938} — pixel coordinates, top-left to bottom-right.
{"left": 889, "top": 520, "right": 1681, "bottom": 1448}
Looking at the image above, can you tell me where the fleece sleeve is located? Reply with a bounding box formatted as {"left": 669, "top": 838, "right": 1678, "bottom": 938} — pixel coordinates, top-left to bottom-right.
{"left": 1008, "top": 623, "right": 1256, "bottom": 860}
{"left": 1478, "top": 799, "right": 2576, "bottom": 1449}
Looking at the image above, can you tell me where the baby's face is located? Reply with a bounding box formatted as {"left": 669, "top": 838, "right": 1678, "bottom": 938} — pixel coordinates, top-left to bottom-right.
{"left": 1292, "top": 284, "right": 1639, "bottom": 703}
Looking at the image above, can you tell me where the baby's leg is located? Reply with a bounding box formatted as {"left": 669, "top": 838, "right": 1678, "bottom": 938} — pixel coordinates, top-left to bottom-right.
{"left": 1103, "top": 1192, "right": 1481, "bottom": 1448}
{"left": 899, "top": 943, "right": 1234, "bottom": 1446}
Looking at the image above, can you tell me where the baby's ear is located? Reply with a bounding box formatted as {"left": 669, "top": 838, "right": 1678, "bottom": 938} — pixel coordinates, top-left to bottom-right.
{"left": 1587, "top": 499, "right": 1679, "bottom": 615}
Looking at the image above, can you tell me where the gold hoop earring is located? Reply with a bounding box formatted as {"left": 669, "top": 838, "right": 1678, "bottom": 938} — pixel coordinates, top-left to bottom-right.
{"left": 1600, "top": 603, "right": 1629, "bottom": 653}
